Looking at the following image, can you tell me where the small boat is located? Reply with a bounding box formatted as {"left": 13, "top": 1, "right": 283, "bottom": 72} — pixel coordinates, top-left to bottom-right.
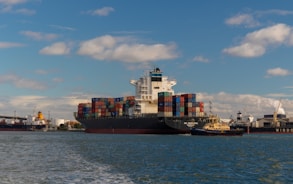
{"left": 191, "top": 114, "right": 244, "bottom": 136}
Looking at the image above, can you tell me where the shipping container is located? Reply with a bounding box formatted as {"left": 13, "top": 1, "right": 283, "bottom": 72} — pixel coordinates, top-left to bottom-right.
{"left": 80, "top": 93, "right": 204, "bottom": 119}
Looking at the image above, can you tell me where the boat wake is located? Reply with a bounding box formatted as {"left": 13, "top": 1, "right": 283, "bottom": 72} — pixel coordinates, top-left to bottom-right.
{"left": 0, "top": 133, "right": 135, "bottom": 184}
{"left": 43, "top": 153, "right": 136, "bottom": 184}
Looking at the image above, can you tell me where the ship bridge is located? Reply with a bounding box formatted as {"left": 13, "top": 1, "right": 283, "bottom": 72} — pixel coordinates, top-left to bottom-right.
{"left": 130, "top": 68, "right": 176, "bottom": 114}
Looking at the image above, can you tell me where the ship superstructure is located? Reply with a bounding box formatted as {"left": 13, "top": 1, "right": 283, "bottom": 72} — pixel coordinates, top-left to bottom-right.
{"left": 75, "top": 67, "right": 207, "bottom": 134}
{"left": 0, "top": 111, "right": 48, "bottom": 131}
{"left": 130, "top": 68, "right": 176, "bottom": 114}
{"left": 230, "top": 104, "right": 293, "bottom": 133}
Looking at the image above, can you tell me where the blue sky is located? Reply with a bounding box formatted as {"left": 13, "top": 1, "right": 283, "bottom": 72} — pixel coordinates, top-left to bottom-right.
{"left": 1, "top": 0, "right": 293, "bottom": 120}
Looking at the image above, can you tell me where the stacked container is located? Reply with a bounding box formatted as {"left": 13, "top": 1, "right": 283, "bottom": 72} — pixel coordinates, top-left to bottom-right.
{"left": 78, "top": 93, "right": 204, "bottom": 119}
{"left": 78, "top": 96, "right": 135, "bottom": 119}
{"left": 92, "top": 98, "right": 110, "bottom": 118}
{"left": 123, "top": 96, "right": 136, "bottom": 116}
{"left": 158, "top": 92, "right": 173, "bottom": 117}
{"left": 181, "top": 93, "right": 196, "bottom": 117}
{"left": 172, "top": 95, "right": 185, "bottom": 117}
{"left": 195, "top": 102, "right": 205, "bottom": 117}
{"left": 77, "top": 103, "right": 92, "bottom": 119}
{"left": 158, "top": 92, "right": 199, "bottom": 117}
{"left": 92, "top": 96, "right": 135, "bottom": 118}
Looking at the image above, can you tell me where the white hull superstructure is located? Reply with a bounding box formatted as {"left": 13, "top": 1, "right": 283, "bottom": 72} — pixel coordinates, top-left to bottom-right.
{"left": 130, "top": 68, "right": 176, "bottom": 114}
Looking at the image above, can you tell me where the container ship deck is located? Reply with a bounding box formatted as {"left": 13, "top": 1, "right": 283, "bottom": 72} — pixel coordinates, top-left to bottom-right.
{"left": 75, "top": 68, "right": 207, "bottom": 134}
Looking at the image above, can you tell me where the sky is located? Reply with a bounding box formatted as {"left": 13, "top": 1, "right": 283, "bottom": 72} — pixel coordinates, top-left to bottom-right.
{"left": 1, "top": 0, "right": 293, "bottom": 121}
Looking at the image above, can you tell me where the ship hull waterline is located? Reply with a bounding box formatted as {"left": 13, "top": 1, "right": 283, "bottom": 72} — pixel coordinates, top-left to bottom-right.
{"left": 246, "top": 127, "right": 293, "bottom": 134}
{"left": 191, "top": 128, "right": 244, "bottom": 136}
{"left": 231, "top": 126, "right": 293, "bottom": 134}
{"left": 77, "top": 116, "right": 206, "bottom": 134}
{"left": 0, "top": 125, "right": 47, "bottom": 131}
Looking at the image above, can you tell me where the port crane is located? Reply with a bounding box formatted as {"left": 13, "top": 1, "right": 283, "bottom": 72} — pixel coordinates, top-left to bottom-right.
{"left": 273, "top": 99, "right": 281, "bottom": 127}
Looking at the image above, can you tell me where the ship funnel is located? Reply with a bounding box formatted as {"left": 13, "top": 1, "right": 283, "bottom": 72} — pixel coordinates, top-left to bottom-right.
{"left": 38, "top": 111, "right": 44, "bottom": 120}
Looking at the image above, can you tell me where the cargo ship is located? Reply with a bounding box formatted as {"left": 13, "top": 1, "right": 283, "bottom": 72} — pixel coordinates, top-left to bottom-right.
{"left": 0, "top": 111, "right": 48, "bottom": 131}
{"left": 230, "top": 110, "right": 293, "bottom": 134}
{"left": 74, "top": 67, "right": 208, "bottom": 134}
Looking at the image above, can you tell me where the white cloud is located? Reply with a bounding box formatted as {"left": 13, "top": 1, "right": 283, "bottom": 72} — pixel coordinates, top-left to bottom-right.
{"left": 0, "top": 41, "right": 24, "bottom": 48}
{"left": 223, "top": 42, "right": 266, "bottom": 57}
{"left": 225, "top": 14, "right": 260, "bottom": 28}
{"left": 196, "top": 92, "right": 293, "bottom": 118}
{"left": 49, "top": 24, "right": 75, "bottom": 31}
{"left": 15, "top": 8, "right": 34, "bottom": 15}
{"left": 39, "top": 42, "right": 70, "bottom": 55}
{"left": 88, "top": 7, "right": 114, "bottom": 16}
{"left": 284, "top": 86, "right": 293, "bottom": 89}
{"left": 0, "top": 0, "right": 26, "bottom": 5}
{"left": 21, "top": 31, "right": 58, "bottom": 41}
{"left": 223, "top": 23, "right": 293, "bottom": 57}
{"left": 246, "top": 24, "right": 291, "bottom": 44}
{"left": 192, "top": 55, "right": 209, "bottom": 63}
{"left": 0, "top": 74, "right": 47, "bottom": 90}
{"left": 35, "top": 69, "right": 48, "bottom": 75}
{"left": 0, "top": 94, "right": 90, "bottom": 120}
{"left": 226, "top": 9, "right": 293, "bottom": 28}
{"left": 1, "top": 91, "right": 293, "bottom": 121}
{"left": 52, "top": 77, "right": 63, "bottom": 83}
{"left": 266, "top": 67, "right": 291, "bottom": 77}
{"left": 77, "top": 35, "right": 178, "bottom": 62}
{"left": 257, "top": 9, "right": 293, "bottom": 16}
{"left": 0, "top": 0, "right": 36, "bottom": 15}
{"left": 266, "top": 93, "right": 293, "bottom": 98}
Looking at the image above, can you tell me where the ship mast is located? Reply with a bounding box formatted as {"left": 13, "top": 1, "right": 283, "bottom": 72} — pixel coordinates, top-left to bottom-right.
{"left": 209, "top": 101, "right": 212, "bottom": 115}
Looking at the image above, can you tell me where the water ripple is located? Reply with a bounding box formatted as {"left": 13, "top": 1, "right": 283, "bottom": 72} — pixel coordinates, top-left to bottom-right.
{"left": 0, "top": 132, "right": 292, "bottom": 183}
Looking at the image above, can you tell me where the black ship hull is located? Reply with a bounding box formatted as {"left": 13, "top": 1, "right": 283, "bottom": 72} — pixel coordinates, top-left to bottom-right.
{"left": 0, "top": 124, "right": 47, "bottom": 131}
{"left": 237, "top": 127, "right": 293, "bottom": 134}
{"left": 232, "top": 113, "right": 293, "bottom": 134}
{"left": 76, "top": 116, "right": 206, "bottom": 134}
{"left": 190, "top": 128, "right": 244, "bottom": 136}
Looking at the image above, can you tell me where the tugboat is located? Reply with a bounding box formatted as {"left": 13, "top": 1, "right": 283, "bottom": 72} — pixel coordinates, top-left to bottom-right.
{"left": 190, "top": 114, "right": 244, "bottom": 136}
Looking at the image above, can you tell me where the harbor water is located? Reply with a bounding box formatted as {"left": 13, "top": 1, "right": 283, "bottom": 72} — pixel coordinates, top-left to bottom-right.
{"left": 0, "top": 132, "right": 292, "bottom": 184}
